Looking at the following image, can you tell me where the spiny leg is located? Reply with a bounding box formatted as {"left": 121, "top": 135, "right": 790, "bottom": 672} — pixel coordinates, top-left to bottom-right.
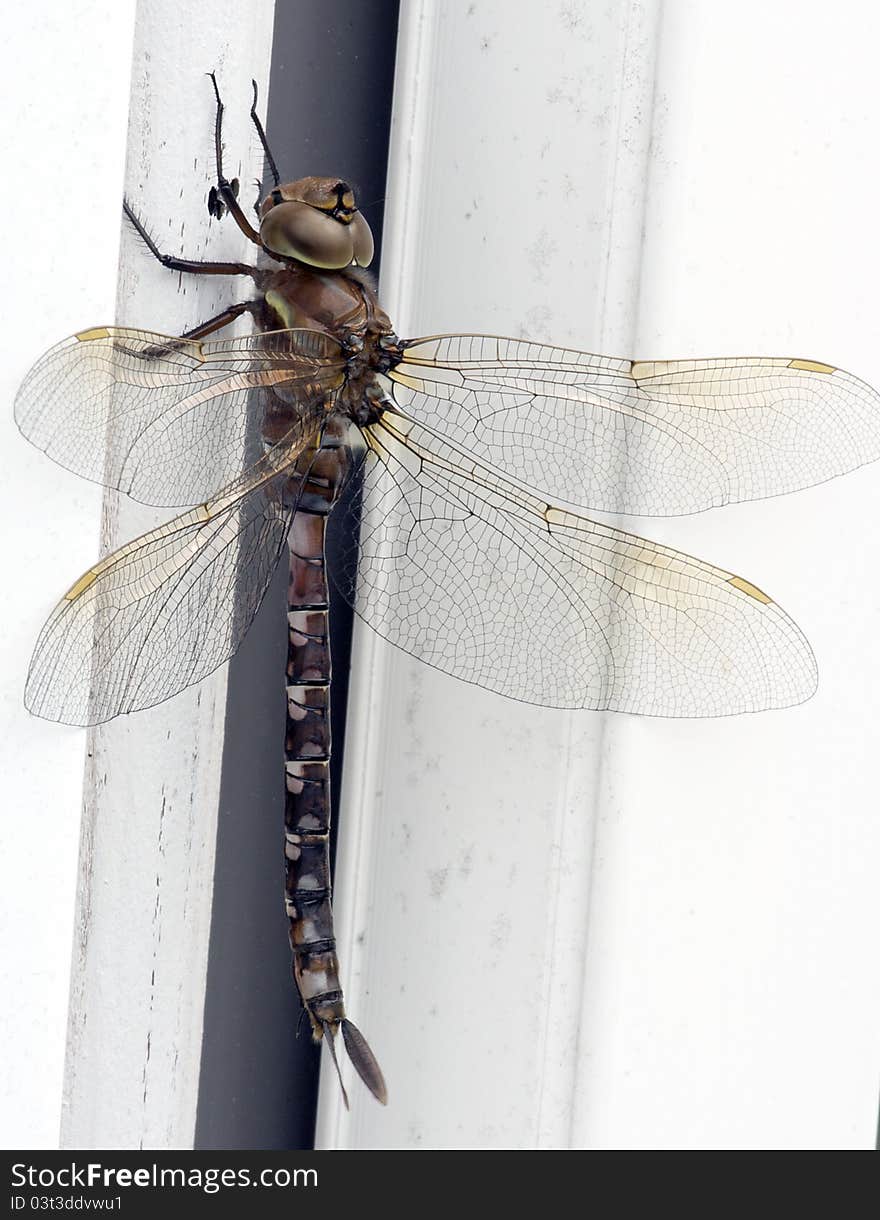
{"left": 248, "top": 78, "right": 279, "bottom": 203}
{"left": 123, "top": 200, "right": 260, "bottom": 279}
{"left": 207, "top": 72, "right": 264, "bottom": 247}
{"left": 127, "top": 301, "right": 260, "bottom": 361}
{"left": 180, "top": 300, "right": 260, "bottom": 341}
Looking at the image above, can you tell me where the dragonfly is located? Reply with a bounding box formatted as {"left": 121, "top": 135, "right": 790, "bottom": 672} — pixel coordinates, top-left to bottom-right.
{"left": 16, "top": 77, "right": 880, "bottom": 1108}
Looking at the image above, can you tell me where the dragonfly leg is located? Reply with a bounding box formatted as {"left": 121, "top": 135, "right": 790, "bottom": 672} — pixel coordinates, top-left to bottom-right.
{"left": 178, "top": 300, "right": 261, "bottom": 341}
{"left": 123, "top": 200, "right": 261, "bottom": 279}
{"left": 122, "top": 301, "right": 260, "bottom": 362}
{"left": 207, "top": 72, "right": 264, "bottom": 248}
{"left": 247, "top": 78, "right": 280, "bottom": 217}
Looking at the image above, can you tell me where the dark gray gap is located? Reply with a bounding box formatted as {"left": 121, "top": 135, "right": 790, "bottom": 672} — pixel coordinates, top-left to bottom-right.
{"left": 195, "top": 0, "right": 400, "bottom": 1151}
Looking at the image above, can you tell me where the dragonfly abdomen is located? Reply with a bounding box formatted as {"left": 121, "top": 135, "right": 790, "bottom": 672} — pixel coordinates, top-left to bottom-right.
{"left": 285, "top": 482, "right": 343, "bottom": 1032}
{"left": 283, "top": 442, "right": 387, "bottom": 1106}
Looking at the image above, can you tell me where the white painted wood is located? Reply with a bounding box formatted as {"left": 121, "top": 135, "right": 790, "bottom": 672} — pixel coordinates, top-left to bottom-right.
{"left": 574, "top": 0, "right": 880, "bottom": 1152}
{"left": 321, "top": 0, "right": 880, "bottom": 1149}
{"left": 55, "top": 1, "right": 275, "bottom": 1151}
{"left": 0, "top": 1, "right": 137, "bottom": 1152}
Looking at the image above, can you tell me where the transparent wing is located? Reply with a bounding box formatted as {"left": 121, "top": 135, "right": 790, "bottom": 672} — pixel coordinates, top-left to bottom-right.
{"left": 23, "top": 443, "right": 318, "bottom": 726}
{"left": 328, "top": 414, "right": 817, "bottom": 716}
{"left": 390, "top": 335, "right": 880, "bottom": 516}
{"left": 15, "top": 326, "right": 345, "bottom": 506}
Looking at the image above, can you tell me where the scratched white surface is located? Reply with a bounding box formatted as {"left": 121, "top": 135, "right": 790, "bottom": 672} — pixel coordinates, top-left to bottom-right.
{"left": 0, "top": 2, "right": 137, "bottom": 1151}
{"left": 319, "top": 0, "right": 880, "bottom": 1149}
{"left": 56, "top": 2, "right": 275, "bottom": 1151}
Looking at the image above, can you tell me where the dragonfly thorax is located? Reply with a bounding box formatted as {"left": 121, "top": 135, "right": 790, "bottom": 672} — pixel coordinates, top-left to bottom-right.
{"left": 259, "top": 258, "right": 398, "bottom": 434}
{"left": 349, "top": 380, "right": 393, "bottom": 428}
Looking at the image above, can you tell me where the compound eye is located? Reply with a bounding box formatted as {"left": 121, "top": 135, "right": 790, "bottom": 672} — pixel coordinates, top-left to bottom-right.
{"left": 260, "top": 200, "right": 354, "bottom": 268}
{"left": 350, "top": 212, "right": 374, "bottom": 267}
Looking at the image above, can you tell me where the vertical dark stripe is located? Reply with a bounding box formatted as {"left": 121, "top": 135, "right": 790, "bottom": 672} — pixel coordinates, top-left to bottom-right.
{"left": 195, "top": 0, "right": 400, "bottom": 1151}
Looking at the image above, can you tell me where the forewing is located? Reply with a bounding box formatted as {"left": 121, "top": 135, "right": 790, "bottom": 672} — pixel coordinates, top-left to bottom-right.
{"left": 329, "top": 414, "right": 817, "bottom": 716}
{"left": 391, "top": 335, "right": 880, "bottom": 515}
{"left": 15, "top": 326, "right": 344, "bottom": 506}
{"left": 24, "top": 451, "right": 309, "bottom": 726}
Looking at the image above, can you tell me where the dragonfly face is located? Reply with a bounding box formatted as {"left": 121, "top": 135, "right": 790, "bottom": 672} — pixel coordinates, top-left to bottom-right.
{"left": 259, "top": 176, "right": 375, "bottom": 269}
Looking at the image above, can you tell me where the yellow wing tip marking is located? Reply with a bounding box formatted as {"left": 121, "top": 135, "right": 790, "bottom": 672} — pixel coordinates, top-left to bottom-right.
{"left": 630, "top": 360, "right": 657, "bottom": 381}
{"left": 788, "top": 358, "right": 836, "bottom": 374}
{"left": 65, "top": 568, "right": 99, "bottom": 600}
{"left": 75, "top": 327, "right": 110, "bottom": 342}
{"left": 728, "top": 575, "right": 772, "bottom": 605}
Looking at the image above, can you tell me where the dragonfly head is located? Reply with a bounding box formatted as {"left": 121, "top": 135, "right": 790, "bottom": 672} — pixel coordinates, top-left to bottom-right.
{"left": 259, "top": 176, "right": 374, "bottom": 270}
